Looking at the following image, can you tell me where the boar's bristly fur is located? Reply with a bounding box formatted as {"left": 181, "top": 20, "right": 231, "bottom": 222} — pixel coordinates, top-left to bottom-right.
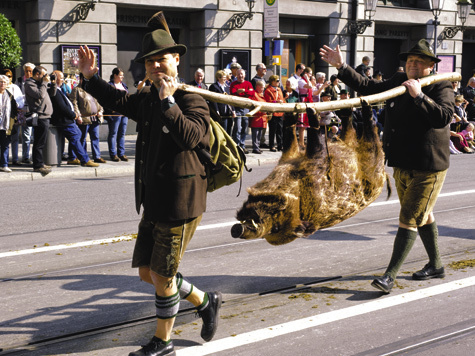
{"left": 232, "top": 99, "right": 388, "bottom": 246}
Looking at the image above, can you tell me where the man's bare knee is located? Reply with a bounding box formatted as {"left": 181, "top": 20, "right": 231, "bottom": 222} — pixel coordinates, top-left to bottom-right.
{"left": 138, "top": 266, "right": 153, "bottom": 284}
{"left": 151, "top": 270, "right": 176, "bottom": 295}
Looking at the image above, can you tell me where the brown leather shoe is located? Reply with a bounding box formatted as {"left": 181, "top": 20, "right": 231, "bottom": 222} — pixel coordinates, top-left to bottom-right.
{"left": 33, "top": 166, "right": 51, "bottom": 176}
{"left": 81, "top": 160, "right": 100, "bottom": 167}
{"left": 67, "top": 158, "right": 81, "bottom": 165}
{"left": 110, "top": 155, "right": 120, "bottom": 162}
{"left": 94, "top": 158, "right": 107, "bottom": 163}
{"left": 119, "top": 155, "right": 129, "bottom": 162}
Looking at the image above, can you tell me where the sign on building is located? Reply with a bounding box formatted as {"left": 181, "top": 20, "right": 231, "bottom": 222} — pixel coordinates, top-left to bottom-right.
{"left": 61, "top": 45, "right": 102, "bottom": 79}
{"left": 264, "top": 0, "right": 279, "bottom": 39}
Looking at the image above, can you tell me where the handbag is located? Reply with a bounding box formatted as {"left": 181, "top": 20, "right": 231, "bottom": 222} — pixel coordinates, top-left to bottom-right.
{"left": 25, "top": 112, "right": 38, "bottom": 127}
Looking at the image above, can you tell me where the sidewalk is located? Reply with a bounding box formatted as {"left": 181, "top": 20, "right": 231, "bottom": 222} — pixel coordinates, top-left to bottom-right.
{"left": 0, "top": 135, "right": 280, "bottom": 182}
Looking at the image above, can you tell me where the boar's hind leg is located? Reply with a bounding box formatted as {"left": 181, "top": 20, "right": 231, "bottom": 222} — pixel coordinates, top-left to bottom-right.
{"left": 305, "top": 107, "right": 324, "bottom": 159}
{"left": 360, "top": 99, "right": 378, "bottom": 142}
{"left": 338, "top": 112, "right": 357, "bottom": 143}
{"left": 281, "top": 113, "right": 300, "bottom": 160}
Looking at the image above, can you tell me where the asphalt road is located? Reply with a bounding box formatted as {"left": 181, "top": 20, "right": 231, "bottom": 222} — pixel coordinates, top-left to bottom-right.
{"left": 1, "top": 154, "right": 474, "bottom": 356}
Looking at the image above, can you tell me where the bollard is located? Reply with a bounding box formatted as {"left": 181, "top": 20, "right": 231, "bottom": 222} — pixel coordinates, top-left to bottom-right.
{"left": 44, "top": 126, "right": 63, "bottom": 166}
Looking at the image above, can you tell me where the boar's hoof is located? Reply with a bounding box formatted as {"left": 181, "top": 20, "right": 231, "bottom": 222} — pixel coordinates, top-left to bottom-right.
{"left": 231, "top": 223, "right": 245, "bottom": 238}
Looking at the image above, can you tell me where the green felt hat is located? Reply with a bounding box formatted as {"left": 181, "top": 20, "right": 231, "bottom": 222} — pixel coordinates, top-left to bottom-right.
{"left": 135, "top": 29, "right": 187, "bottom": 63}
{"left": 398, "top": 39, "right": 440, "bottom": 63}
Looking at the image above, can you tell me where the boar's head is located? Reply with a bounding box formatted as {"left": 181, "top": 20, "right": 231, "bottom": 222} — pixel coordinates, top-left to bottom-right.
{"left": 232, "top": 186, "right": 315, "bottom": 246}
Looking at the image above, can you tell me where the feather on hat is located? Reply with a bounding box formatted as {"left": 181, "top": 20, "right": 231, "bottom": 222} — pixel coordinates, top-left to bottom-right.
{"left": 135, "top": 11, "right": 187, "bottom": 63}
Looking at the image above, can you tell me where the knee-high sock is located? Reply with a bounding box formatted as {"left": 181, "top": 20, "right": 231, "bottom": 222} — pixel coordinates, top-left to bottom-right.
{"left": 155, "top": 291, "right": 180, "bottom": 319}
{"left": 417, "top": 221, "right": 442, "bottom": 269}
{"left": 385, "top": 227, "right": 418, "bottom": 279}
{"left": 176, "top": 272, "right": 193, "bottom": 299}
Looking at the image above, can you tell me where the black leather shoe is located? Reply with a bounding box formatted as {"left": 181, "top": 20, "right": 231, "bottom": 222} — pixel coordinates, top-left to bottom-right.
{"left": 412, "top": 264, "right": 445, "bottom": 280}
{"left": 270, "top": 147, "right": 277, "bottom": 152}
{"left": 252, "top": 149, "right": 262, "bottom": 154}
{"left": 371, "top": 274, "right": 394, "bottom": 294}
{"left": 128, "top": 337, "right": 175, "bottom": 356}
{"left": 199, "top": 291, "right": 222, "bottom": 342}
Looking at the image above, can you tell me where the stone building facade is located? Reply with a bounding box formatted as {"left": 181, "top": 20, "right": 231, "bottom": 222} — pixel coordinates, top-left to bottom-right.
{"left": 3, "top": 0, "right": 474, "bottom": 90}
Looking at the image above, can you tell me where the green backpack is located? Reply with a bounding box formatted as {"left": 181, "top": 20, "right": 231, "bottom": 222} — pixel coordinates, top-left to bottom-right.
{"left": 194, "top": 106, "right": 250, "bottom": 193}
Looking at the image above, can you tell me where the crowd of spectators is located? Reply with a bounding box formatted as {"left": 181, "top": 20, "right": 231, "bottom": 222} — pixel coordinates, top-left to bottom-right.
{"left": 2, "top": 58, "right": 475, "bottom": 174}
{"left": 0, "top": 63, "right": 135, "bottom": 175}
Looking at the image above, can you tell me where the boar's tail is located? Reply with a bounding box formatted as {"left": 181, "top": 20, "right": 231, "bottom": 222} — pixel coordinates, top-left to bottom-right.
{"left": 385, "top": 172, "right": 392, "bottom": 199}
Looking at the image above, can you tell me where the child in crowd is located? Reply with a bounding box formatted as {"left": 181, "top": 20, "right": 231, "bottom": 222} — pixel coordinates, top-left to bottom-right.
{"left": 461, "top": 123, "right": 475, "bottom": 149}
{"left": 250, "top": 80, "right": 268, "bottom": 154}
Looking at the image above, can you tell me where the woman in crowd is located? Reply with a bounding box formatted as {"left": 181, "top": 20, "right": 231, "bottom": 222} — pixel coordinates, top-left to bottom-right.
{"left": 454, "top": 94, "right": 468, "bottom": 126}
{"left": 250, "top": 80, "right": 268, "bottom": 154}
{"left": 311, "top": 72, "right": 329, "bottom": 102}
{"left": 106, "top": 67, "right": 128, "bottom": 161}
{"left": 324, "top": 74, "right": 341, "bottom": 101}
{"left": 264, "top": 75, "right": 285, "bottom": 152}
{"left": 1, "top": 69, "right": 24, "bottom": 166}
{"left": 284, "top": 78, "right": 299, "bottom": 104}
{"left": 0, "top": 74, "right": 18, "bottom": 173}
{"left": 209, "top": 70, "right": 235, "bottom": 135}
{"left": 297, "top": 67, "right": 313, "bottom": 150}
{"left": 452, "top": 80, "right": 462, "bottom": 96}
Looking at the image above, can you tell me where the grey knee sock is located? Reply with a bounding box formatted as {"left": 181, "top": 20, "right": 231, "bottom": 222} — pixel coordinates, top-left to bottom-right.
{"left": 176, "top": 272, "right": 194, "bottom": 299}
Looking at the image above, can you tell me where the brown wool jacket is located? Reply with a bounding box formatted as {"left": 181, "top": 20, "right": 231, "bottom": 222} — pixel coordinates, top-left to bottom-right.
{"left": 338, "top": 65, "right": 454, "bottom": 171}
{"left": 83, "top": 75, "right": 210, "bottom": 222}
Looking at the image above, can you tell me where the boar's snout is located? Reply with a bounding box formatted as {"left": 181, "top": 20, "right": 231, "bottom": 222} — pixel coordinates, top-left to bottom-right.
{"left": 231, "top": 223, "right": 245, "bottom": 238}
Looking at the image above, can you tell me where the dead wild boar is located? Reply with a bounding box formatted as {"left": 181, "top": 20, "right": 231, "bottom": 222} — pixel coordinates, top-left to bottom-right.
{"left": 231, "top": 100, "right": 389, "bottom": 245}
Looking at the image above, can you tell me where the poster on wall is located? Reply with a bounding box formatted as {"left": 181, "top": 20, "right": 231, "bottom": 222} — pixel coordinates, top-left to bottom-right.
{"left": 437, "top": 55, "right": 455, "bottom": 74}
{"left": 220, "top": 49, "right": 251, "bottom": 80}
{"left": 61, "top": 45, "right": 101, "bottom": 82}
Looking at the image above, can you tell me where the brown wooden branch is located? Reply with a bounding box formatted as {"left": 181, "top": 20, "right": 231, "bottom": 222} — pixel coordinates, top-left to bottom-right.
{"left": 177, "top": 72, "right": 461, "bottom": 114}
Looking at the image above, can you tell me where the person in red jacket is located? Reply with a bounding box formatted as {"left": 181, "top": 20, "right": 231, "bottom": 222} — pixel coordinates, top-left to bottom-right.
{"left": 250, "top": 80, "right": 268, "bottom": 153}
{"left": 264, "top": 75, "right": 285, "bottom": 151}
{"left": 230, "top": 68, "right": 254, "bottom": 153}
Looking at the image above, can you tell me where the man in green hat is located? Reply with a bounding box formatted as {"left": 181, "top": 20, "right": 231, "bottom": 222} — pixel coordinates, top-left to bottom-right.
{"left": 78, "top": 14, "right": 222, "bottom": 356}
{"left": 320, "top": 39, "right": 454, "bottom": 294}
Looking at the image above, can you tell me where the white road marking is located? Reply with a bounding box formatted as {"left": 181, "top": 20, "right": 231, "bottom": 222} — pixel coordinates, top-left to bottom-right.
{"left": 177, "top": 276, "right": 475, "bottom": 356}
{"left": 2, "top": 189, "right": 474, "bottom": 259}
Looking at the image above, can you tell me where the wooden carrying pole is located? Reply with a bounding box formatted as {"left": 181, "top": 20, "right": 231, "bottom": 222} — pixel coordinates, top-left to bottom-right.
{"left": 177, "top": 72, "right": 461, "bottom": 116}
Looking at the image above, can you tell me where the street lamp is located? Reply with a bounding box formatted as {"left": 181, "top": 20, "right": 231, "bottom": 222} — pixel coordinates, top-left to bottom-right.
{"left": 441, "top": 0, "right": 473, "bottom": 39}
{"left": 245, "top": 0, "right": 256, "bottom": 13}
{"left": 429, "top": 0, "right": 445, "bottom": 58}
{"left": 348, "top": 0, "right": 379, "bottom": 35}
{"left": 230, "top": 0, "right": 256, "bottom": 29}
{"left": 77, "top": 0, "right": 97, "bottom": 21}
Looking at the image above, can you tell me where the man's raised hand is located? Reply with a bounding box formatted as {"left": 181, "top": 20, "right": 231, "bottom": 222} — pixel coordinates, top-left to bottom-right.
{"left": 319, "top": 45, "right": 344, "bottom": 69}
{"left": 78, "top": 45, "right": 97, "bottom": 79}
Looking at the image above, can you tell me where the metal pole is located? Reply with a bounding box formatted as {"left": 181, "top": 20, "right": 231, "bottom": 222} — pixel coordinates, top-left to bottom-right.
{"left": 434, "top": 14, "right": 438, "bottom": 72}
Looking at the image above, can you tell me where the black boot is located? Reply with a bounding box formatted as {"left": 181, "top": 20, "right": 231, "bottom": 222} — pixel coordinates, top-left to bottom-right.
{"left": 198, "top": 291, "right": 222, "bottom": 342}
{"left": 128, "top": 337, "right": 175, "bottom": 356}
{"left": 412, "top": 263, "right": 445, "bottom": 280}
{"left": 371, "top": 274, "right": 394, "bottom": 294}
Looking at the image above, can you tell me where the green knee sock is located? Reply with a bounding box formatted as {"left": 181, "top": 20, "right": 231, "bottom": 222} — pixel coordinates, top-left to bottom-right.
{"left": 385, "top": 227, "right": 418, "bottom": 279}
{"left": 417, "top": 221, "right": 442, "bottom": 269}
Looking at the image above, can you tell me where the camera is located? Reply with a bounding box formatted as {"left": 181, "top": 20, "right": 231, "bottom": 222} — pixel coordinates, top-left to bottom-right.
{"left": 50, "top": 74, "right": 56, "bottom": 81}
